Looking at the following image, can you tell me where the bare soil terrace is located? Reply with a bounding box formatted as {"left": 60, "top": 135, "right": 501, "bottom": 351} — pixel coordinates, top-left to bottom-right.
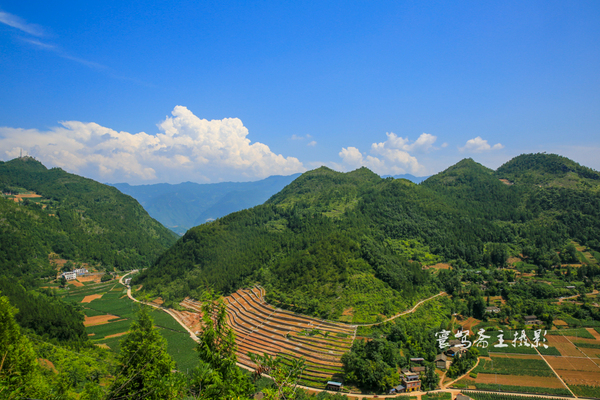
{"left": 179, "top": 286, "right": 356, "bottom": 385}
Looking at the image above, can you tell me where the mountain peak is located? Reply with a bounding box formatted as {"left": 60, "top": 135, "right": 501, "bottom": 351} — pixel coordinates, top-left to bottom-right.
{"left": 4, "top": 156, "right": 48, "bottom": 172}
{"left": 496, "top": 153, "right": 600, "bottom": 186}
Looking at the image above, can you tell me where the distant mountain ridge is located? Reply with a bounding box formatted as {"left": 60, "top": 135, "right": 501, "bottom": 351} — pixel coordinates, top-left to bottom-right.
{"left": 111, "top": 174, "right": 302, "bottom": 234}
{"left": 382, "top": 173, "right": 430, "bottom": 183}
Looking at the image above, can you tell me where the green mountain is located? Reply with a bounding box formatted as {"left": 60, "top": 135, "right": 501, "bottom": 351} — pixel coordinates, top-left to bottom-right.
{"left": 111, "top": 173, "right": 302, "bottom": 235}
{"left": 495, "top": 153, "right": 600, "bottom": 188}
{"left": 0, "top": 157, "right": 178, "bottom": 277}
{"left": 135, "top": 153, "right": 600, "bottom": 322}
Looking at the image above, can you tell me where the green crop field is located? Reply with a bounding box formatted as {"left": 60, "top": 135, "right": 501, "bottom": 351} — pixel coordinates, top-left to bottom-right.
{"left": 464, "top": 390, "right": 571, "bottom": 400}
{"left": 61, "top": 277, "right": 199, "bottom": 373}
{"left": 547, "top": 328, "right": 595, "bottom": 339}
{"left": 474, "top": 356, "right": 554, "bottom": 377}
{"left": 569, "top": 384, "right": 600, "bottom": 398}
{"left": 422, "top": 392, "right": 451, "bottom": 400}
{"left": 464, "top": 384, "right": 571, "bottom": 396}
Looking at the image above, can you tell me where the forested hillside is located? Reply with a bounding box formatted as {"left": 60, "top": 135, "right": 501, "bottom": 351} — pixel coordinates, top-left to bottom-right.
{"left": 136, "top": 153, "right": 600, "bottom": 323}
{"left": 0, "top": 157, "right": 178, "bottom": 277}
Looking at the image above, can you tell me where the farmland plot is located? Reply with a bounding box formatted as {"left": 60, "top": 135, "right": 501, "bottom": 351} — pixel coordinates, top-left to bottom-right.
{"left": 181, "top": 286, "right": 356, "bottom": 386}
{"left": 62, "top": 279, "right": 199, "bottom": 372}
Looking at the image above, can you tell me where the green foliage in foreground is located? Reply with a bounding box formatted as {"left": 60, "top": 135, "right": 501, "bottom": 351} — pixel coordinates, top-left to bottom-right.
{"left": 0, "top": 277, "right": 87, "bottom": 343}
{"left": 0, "top": 295, "right": 40, "bottom": 398}
{"left": 107, "top": 307, "right": 182, "bottom": 400}
{"left": 189, "top": 291, "right": 254, "bottom": 399}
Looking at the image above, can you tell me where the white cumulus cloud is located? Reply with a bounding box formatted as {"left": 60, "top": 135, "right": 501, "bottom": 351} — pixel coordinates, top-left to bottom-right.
{"left": 338, "top": 132, "right": 434, "bottom": 176}
{"left": 460, "top": 136, "right": 504, "bottom": 153}
{"left": 0, "top": 106, "right": 306, "bottom": 183}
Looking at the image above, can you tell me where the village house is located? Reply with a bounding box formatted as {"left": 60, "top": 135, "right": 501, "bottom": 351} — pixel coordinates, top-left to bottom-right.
{"left": 389, "top": 384, "right": 406, "bottom": 394}
{"left": 524, "top": 315, "right": 543, "bottom": 325}
{"left": 401, "top": 372, "right": 421, "bottom": 392}
{"left": 73, "top": 268, "right": 88, "bottom": 276}
{"left": 446, "top": 345, "right": 467, "bottom": 358}
{"left": 61, "top": 271, "right": 76, "bottom": 280}
{"left": 410, "top": 365, "right": 426, "bottom": 373}
{"left": 325, "top": 381, "right": 342, "bottom": 391}
{"left": 435, "top": 353, "right": 451, "bottom": 369}
{"left": 485, "top": 306, "right": 501, "bottom": 313}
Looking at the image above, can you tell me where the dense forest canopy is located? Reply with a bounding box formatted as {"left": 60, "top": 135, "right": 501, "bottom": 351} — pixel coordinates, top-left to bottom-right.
{"left": 136, "top": 153, "right": 600, "bottom": 322}
{"left": 0, "top": 157, "right": 178, "bottom": 278}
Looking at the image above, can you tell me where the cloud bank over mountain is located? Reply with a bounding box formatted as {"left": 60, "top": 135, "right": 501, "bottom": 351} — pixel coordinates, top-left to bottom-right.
{"left": 0, "top": 106, "right": 306, "bottom": 183}
{"left": 337, "top": 132, "right": 438, "bottom": 176}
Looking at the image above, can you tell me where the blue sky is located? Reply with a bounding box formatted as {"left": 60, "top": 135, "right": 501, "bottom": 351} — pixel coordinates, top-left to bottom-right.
{"left": 1, "top": 1, "right": 599, "bottom": 184}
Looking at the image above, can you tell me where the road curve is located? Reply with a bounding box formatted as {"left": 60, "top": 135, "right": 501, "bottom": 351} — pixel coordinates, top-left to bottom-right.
{"left": 117, "top": 276, "right": 574, "bottom": 399}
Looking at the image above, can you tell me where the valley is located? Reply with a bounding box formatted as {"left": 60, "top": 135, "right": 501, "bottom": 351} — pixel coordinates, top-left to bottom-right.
{"left": 3, "top": 153, "right": 600, "bottom": 398}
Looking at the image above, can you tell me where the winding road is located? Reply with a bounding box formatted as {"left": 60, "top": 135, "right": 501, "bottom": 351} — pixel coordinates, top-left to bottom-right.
{"left": 117, "top": 273, "right": 576, "bottom": 399}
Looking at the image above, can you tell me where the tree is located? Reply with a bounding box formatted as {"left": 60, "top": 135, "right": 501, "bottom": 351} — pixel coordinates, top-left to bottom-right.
{"left": 190, "top": 290, "right": 253, "bottom": 399}
{"left": 0, "top": 295, "right": 45, "bottom": 399}
{"left": 249, "top": 353, "right": 305, "bottom": 400}
{"left": 421, "top": 363, "right": 439, "bottom": 390}
{"left": 107, "top": 306, "right": 182, "bottom": 400}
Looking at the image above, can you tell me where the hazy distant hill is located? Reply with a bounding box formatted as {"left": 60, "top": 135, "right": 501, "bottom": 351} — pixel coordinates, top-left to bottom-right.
{"left": 382, "top": 173, "right": 430, "bottom": 183}
{"left": 111, "top": 174, "right": 301, "bottom": 234}
{"left": 0, "top": 157, "right": 178, "bottom": 277}
{"left": 136, "top": 153, "right": 600, "bottom": 322}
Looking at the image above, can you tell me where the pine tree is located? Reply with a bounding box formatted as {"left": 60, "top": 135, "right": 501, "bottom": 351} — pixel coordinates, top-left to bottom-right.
{"left": 107, "top": 306, "right": 181, "bottom": 400}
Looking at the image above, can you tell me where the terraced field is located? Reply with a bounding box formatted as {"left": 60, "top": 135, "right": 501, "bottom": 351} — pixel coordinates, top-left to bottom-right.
{"left": 181, "top": 286, "right": 356, "bottom": 386}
